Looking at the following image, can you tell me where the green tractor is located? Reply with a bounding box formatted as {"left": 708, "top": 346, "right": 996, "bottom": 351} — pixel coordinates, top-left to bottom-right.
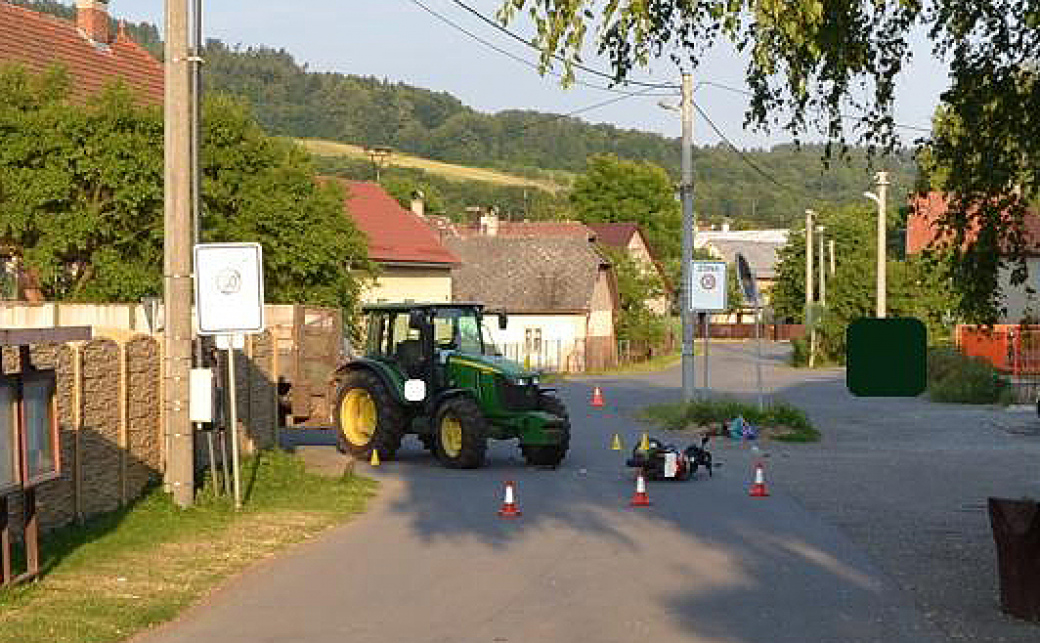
{"left": 332, "top": 303, "right": 570, "bottom": 468}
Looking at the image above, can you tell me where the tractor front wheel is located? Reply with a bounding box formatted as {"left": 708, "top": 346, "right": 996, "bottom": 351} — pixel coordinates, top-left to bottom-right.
{"left": 334, "top": 369, "right": 405, "bottom": 460}
{"left": 433, "top": 396, "right": 487, "bottom": 469}
{"left": 521, "top": 393, "right": 571, "bottom": 467}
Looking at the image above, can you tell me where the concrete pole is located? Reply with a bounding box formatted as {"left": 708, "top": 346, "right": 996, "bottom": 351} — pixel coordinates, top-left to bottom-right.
{"left": 876, "top": 171, "right": 890, "bottom": 318}
{"left": 818, "top": 226, "right": 826, "bottom": 307}
{"left": 680, "top": 73, "right": 696, "bottom": 401}
{"left": 829, "top": 239, "right": 836, "bottom": 276}
{"left": 164, "top": 0, "right": 195, "bottom": 508}
{"left": 805, "top": 210, "right": 815, "bottom": 368}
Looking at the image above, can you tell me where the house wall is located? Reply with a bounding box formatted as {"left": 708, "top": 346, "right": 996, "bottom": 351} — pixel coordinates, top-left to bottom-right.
{"left": 483, "top": 313, "right": 588, "bottom": 371}
{"left": 363, "top": 265, "right": 452, "bottom": 304}
{"left": 588, "top": 269, "right": 616, "bottom": 338}
{"left": 999, "top": 258, "right": 1040, "bottom": 323}
{"left": 625, "top": 235, "right": 670, "bottom": 315}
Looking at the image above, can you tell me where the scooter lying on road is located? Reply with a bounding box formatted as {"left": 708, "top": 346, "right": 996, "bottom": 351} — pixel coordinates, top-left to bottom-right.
{"left": 625, "top": 436, "right": 713, "bottom": 481}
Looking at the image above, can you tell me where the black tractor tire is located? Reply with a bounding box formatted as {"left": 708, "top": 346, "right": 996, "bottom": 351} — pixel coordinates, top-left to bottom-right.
{"left": 433, "top": 396, "right": 487, "bottom": 469}
{"left": 418, "top": 433, "right": 437, "bottom": 453}
{"left": 521, "top": 393, "right": 571, "bottom": 467}
{"left": 333, "top": 369, "right": 405, "bottom": 460}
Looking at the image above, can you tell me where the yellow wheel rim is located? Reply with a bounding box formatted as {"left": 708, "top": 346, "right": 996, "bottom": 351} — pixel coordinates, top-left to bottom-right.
{"left": 340, "top": 388, "right": 377, "bottom": 446}
{"left": 440, "top": 416, "right": 463, "bottom": 458}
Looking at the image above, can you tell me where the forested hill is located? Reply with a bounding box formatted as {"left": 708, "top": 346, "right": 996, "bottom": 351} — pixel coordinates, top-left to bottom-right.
{"left": 17, "top": 1, "right": 919, "bottom": 228}
{"left": 199, "top": 42, "right": 918, "bottom": 226}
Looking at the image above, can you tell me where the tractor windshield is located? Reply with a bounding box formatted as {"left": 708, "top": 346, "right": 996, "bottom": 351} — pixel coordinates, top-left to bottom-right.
{"left": 433, "top": 307, "right": 487, "bottom": 355}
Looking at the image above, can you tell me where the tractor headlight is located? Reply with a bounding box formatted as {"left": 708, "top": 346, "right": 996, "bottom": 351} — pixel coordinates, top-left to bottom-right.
{"left": 515, "top": 378, "right": 529, "bottom": 386}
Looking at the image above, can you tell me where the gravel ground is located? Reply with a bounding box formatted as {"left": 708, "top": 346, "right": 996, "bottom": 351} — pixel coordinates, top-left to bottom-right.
{"left": 624, "top": 341, "right": 1040, "bottom": 642}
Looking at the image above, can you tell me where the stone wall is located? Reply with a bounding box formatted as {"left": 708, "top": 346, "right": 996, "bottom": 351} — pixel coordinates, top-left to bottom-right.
{"left": 2, "top": 335, "right": 163, "bottom": 536}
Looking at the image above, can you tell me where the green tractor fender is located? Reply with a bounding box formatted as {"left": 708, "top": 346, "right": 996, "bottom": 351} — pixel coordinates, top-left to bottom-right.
{"left": 333, "top": 359, "right": 410, "bottom": 406}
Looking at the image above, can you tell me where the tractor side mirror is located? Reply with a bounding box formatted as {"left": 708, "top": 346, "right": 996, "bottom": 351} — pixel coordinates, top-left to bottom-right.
{"left": 404, "top": 379, "right": 426, "bottom": 402}
{"left": 498, "top": 312, "right": 508, "bottom": 330}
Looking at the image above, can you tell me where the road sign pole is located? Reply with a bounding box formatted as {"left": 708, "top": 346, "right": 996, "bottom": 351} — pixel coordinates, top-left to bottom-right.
{"left": 756, "top": 306, "right": 764, "bottom": 411}
{"left": 225, "top": 337, "right": 241, "bottom": 510}
{"left": 703, "top": 312, "right": 710, "bottom": 395}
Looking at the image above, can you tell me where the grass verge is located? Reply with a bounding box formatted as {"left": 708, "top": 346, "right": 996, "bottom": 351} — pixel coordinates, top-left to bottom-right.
{"left": 0, "top": 450, "right": 376, "bottom": 643}
{"left": 639, "top": 396, "right": 820, "bottom": 442}
{"left": 550, "top": 352, "right": 683, "bottom": 381}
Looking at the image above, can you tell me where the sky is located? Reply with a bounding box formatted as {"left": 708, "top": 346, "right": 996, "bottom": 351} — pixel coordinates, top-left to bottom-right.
{"left": 104, "top": 0, "right": 949, "bottom": 150}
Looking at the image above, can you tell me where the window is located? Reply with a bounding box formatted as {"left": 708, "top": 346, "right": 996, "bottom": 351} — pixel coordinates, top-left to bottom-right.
{"left": 21, "top": 371, "right": 59, "bottom": 486}
{"left": 432, "top": 308, "right": 485, "bottom": 355}
{"left": 0, "top": 376, "right": 17, "bottom": 495}
{"left": 525, "top": 328, "right": 543, "bottom": 353}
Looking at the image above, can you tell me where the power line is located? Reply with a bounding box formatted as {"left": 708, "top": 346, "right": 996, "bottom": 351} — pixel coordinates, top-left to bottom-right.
{"left": 449, "top": 0, "right": 680, "bottom": 91}
{"left": 698, "top": 80, "right": 932, "bottom": 134}
{"left": 408, "top": 0, "right": 672, "bottom": 96}
{"left": 691, "top": 100, "right": 800, "bottom": 194}
{"left": 505, "top": 86, "right": 664, "bottom": 135}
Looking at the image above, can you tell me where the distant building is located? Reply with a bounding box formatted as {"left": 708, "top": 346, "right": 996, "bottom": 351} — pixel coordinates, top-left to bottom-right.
{"left": 0, "top": 1, "right": 163, "bottom": 105}
{"left": 908, "top": 191, "right": 1040, "bottom": 323}
{"left": 328, "top": 179, "right": 460, "bottom": 304}
{"left": 585, "top": 222, "right": 672, "bottom": 315}
{"left": 444, "top": 235, "right": 619, "bottom": 371}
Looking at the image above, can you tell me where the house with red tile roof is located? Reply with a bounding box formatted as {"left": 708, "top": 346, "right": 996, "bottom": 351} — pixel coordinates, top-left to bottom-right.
{"left": 908, "top": 191, "right": 1040, "bottom": 323}
{"left": 0, "top": 1, "right": 163, "bottom": 105}
{"left": 0, "top": 1, "right": 164, "bottom": 301}
{"left": 585, "top": 222, "right": 672, "bottom": 315}
{"left": 327, "top": 178, "right": 459, "bottom": 304}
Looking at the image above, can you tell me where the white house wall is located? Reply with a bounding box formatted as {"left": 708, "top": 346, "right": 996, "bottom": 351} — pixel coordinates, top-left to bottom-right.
{"left": 483, "top": 313, "right": 588, "bottom": 371}
{"left": 364, "top": 265, "right": 452, "bottom": 304}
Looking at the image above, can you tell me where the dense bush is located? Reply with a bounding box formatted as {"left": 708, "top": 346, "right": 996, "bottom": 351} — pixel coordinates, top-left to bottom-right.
{"left": 927, "top": 348, "right": 1008, "bottom": 404}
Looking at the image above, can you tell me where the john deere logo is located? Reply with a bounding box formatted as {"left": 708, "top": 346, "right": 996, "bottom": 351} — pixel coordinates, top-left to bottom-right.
{"left": 700, "top": 274, "right": 717, "bottom": 290}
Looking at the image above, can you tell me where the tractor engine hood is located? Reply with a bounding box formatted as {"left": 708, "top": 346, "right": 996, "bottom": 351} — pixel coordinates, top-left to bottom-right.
{"left": 448, "top": 354, "right": 537, "bottom": 383}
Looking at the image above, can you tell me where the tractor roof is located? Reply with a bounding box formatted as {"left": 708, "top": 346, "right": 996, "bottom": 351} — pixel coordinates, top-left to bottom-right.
{"left": 361, "top": 302, "right": 486, "bottom": 313}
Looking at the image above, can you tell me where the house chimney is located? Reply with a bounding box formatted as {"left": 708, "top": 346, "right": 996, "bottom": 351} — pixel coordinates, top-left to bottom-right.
{"left": 485, "top": 208, "right": 499, "bottom": 236}
{"left": 410, "top": 190, "right": 425, "bottom": 218}
{"left": 76, "top": 0, "right": 111, "bottom": 44}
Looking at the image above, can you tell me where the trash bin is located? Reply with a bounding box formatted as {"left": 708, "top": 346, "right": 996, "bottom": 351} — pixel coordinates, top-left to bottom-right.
{"left": 988, "top": 497, "right": 1040, "bottom": 621}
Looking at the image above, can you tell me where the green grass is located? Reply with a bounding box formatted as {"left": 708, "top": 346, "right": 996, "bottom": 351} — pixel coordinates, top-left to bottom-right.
{"left": 640, "top": 396, "right": 820, "bottom": 442}
{"left": 0, "top": 450, "right": 376, "bottom": 643}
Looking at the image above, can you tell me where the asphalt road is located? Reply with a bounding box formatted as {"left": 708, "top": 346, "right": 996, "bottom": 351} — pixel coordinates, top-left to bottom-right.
{"left": 135, "top": 341, "right": 1040, "bottom": 643}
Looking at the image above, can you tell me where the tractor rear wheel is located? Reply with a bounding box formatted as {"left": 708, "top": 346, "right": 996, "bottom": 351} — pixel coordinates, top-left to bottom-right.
{"left": 334, "top": 369, "right": 405, "bottom": 460}
{"left": 433, "top": 396, "right": 487, "bottom": 469}
{"left": 521, "top": 393, "right": 571, "bottom": 467}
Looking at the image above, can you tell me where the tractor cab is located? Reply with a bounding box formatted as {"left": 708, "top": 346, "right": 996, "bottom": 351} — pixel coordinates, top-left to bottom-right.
{"left": 332, "top": 303, "right": 569, "bottom": 469}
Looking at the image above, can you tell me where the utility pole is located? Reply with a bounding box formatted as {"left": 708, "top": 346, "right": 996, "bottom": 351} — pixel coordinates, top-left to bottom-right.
{"left": 864, "top": 171, "right": 890, "bottom": 318}
{"left": 818, "top": 225, "right": 826, "bottom": 307}
{"left": 164, "top": 0, "right": 195, "bottom": 508}
{"left": 805, "top": 210, "right": 815, "bottom": 368}
{"left": 829, "top": 239, "right": 836, "bottom": 276}
{"left": 679, "top": 72, "right": 696, "bottom": 401}
{"left": 876, "top": 171, "right": 889, "bottom": 318}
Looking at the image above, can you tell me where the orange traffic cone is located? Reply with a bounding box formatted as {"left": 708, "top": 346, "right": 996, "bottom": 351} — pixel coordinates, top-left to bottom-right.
{"left": 498, "top": 481, "right": 522, "bottom": 518}
{"left": 630, "top": 472, "right": 651, "bottom": 507}
{"left": 591, "top": 386, "right": 605, "bottom": 408}
{"left": 749, "top": 462, "right": 770, "bottom": 497}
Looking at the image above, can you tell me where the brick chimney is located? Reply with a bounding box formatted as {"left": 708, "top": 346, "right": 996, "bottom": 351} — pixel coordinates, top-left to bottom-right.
{"left": 76, "top": 0, "right": 111, "bottom": 44}
{"left": 410, "top": 190, "right": 425, "bottom": 219}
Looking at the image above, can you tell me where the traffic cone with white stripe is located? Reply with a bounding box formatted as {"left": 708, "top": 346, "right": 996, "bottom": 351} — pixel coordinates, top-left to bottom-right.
{"left": 749, "top": 461, "right": 770, "bottom": 497}
{"left": 498, "top": 481, "right": 522, "bottom": 518}
{"left": 591, "top": 386, "right": 605, "bottom": 408}
{"left": 630, "top": 472, "right": 651, "bottom": 507}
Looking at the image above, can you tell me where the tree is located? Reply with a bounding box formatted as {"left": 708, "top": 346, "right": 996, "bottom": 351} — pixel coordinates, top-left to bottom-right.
{"left": 600, "top": 246, "right": 666, "bottom": 347}
{"left": 500, "top": 0, "right": 1040, "bottom": 323}
{"left": 0, "top": 65, "right": 374, "bottom": 326}
{"left": 770, "top": 203, "right": 957, "bottom": 363}
{"left": 570, "top": 154, "right": 681, "bottom": 270}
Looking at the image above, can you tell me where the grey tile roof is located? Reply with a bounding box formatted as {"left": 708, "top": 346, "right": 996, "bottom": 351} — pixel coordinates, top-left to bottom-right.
{"left": 445, "top": 236, "right": 608, "bottom": 312}
{"left": 704, "top": 239, "right": 784, "bottom": 279}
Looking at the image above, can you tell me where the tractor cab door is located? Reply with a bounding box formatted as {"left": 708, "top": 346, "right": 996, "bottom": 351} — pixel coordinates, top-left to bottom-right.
{"left": 388, "top": 312, "right": 431, "bottom": 381}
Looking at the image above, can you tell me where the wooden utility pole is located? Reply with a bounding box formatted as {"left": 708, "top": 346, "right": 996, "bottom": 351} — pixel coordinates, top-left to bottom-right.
{"left": 165, "top": 0, "right": 195, "bottom": 508}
